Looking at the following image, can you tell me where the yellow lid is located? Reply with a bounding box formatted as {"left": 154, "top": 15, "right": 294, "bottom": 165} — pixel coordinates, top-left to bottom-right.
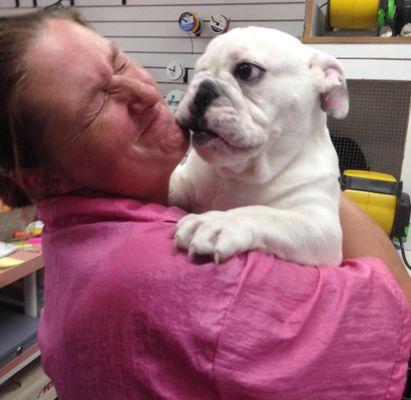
{"left": 343, "top": 170, "right": 397, "bottom": 182}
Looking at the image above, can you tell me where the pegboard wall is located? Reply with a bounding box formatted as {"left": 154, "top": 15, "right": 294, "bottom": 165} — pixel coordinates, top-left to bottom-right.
{"left": 0, "top": 0, "right": 307, "bottom": 96}
{"left": 329, "top": 79, "right": 411, "bottom": 179}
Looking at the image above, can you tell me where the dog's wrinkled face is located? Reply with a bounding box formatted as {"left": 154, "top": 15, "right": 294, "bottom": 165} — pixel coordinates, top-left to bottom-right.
{"left": 176, "top": 27, "right": 348, "bottom": 176}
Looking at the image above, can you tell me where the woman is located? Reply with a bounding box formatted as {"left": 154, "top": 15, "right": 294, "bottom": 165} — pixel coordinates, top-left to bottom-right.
{"left": 0, "top": 8, "right": 410, "bottom": 400}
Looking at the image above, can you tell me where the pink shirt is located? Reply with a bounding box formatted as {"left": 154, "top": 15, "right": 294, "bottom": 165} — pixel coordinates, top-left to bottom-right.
{"left": 37, "top": 196, "right": 411, "bottom": 400}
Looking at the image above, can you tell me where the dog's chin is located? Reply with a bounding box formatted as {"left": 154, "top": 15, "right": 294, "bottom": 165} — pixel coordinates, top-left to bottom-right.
{"left": 192, "top": 130, "right": 261, "bottom": 167}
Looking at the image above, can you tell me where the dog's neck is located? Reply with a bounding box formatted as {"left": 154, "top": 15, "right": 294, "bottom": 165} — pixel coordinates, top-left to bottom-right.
{"left": 216, "top": 121, "right": 330, "bottom": 185}
{"left": 216, "top": 152, "right": 290, "bottom": 184}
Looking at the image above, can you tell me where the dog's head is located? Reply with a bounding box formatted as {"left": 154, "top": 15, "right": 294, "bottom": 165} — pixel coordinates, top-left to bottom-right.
{"left": 176, "top": 27, "right": 348, "bottom": 179}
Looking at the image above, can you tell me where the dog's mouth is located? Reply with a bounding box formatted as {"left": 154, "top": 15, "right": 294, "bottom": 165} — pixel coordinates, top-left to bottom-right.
{"left": 177, "top": 110, "right": 266, "bottom": 154}
{"left": 178, "top": 113, "right": 238, "bottom": 149}
{"left": 191, "top": 129, "right": 258, "bottom": 152}
{"left": 192, "top": 129, "right": 226, "bottom": 146}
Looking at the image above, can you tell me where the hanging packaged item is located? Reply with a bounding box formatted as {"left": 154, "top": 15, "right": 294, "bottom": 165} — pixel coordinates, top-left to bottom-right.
{"left": 178, "top": 11, "right": 202, "bottom": 35}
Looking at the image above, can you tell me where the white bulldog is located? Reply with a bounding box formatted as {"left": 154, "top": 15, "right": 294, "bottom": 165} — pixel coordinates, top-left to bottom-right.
{"left": 169, "top": 27, "right": 349, "bottom": 266}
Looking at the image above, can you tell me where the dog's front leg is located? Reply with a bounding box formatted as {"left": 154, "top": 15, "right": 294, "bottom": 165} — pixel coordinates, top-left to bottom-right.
{"left": 174, "top": 205, "right": 342, "bottom": 266}
{"left": 168, "top": 164, "right": 196, "bottom": 212}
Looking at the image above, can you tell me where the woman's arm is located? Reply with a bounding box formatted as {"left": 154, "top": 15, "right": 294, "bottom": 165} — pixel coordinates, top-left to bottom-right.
{"left": 340, "top": 192, "right": 411, "bottom": 304}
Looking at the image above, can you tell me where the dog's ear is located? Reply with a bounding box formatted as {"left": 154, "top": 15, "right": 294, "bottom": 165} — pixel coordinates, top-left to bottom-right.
{"left": 309, "top": 50, "right": 349, "bottom": 119}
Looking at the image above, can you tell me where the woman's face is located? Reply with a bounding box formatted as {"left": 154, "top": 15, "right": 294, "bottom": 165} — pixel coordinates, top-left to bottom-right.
{"left": 25, "top": 19, "right": 189, "bottom": 203}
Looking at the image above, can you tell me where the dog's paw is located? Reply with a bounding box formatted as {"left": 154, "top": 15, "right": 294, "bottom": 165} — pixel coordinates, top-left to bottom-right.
{"left": 174, "top": 211, "right": 253, "bottom": 264}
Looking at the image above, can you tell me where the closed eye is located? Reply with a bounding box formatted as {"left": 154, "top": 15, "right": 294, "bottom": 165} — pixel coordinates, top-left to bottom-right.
{"left": 111, "top": 41, "right": 129, "bottom": 75}
{"left": 116, "top": 59, "right": 128, "bottom": 74}
{"left": 76, "top": 92, "right": 108, "bottom": 133}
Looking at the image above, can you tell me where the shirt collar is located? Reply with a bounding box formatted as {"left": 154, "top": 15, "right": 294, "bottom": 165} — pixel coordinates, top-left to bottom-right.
{"left": 36, "top": 195, "right": 186, "bottom": 233}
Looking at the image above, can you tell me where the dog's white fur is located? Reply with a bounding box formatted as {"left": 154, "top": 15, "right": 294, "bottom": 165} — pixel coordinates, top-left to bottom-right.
{"left": 169, "top": 27, "right": 349, "bottom": 266}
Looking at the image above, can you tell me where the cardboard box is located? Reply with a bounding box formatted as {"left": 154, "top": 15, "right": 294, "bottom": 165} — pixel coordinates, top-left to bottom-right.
{"left": 0, "top": 358, "right": 57, "bottom": 400}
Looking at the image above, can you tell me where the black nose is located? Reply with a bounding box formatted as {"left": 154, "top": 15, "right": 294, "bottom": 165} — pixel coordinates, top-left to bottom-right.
{"left": 189, "top": 79, "right": 219, "bottom": 117}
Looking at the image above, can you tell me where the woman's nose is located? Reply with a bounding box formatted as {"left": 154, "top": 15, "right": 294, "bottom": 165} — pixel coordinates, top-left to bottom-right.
{"left": 109, "top": 75, "right": 161, "bottom": 113}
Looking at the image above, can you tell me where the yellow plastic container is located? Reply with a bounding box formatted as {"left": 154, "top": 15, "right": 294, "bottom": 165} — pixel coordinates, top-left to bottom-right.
{"left": 343, "top": 170, "right": 398, "bottom": 236}
{"left": 344, "top": 170, "right": 397, "bottom": 181}
{"left": 330, "top": 0, "right": 379, "bottom": 29}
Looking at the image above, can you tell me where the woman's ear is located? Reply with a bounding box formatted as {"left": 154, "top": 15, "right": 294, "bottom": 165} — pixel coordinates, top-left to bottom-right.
{"left": 310, "top": 50, "right": 349, "bottom": 119}
{"left": 10, "top": 166, "right": 80, "bottom": 198}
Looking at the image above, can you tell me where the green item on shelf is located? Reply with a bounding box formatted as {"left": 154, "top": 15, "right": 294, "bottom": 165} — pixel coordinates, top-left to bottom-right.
{"left": 378, "top": 0, "right": 397, "bottom": 32}
{"left": 388, "top": 0, "right": 396, "bottom": 20}
{"left": 393, "top": 224, "right": 409, "bottom": 244}
{"left": 378, "top": 8, "right": 386, "bottom": 29}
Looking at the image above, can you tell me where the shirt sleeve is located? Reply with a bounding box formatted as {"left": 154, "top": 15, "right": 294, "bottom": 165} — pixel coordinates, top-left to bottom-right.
{"left": 213, "top": 253, "right": 411, "bottom": 400}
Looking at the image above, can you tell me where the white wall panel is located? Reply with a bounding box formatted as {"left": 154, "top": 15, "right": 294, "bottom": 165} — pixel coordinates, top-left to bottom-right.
{"left": 114, "top": 36, "right": 231, "bottom": 55}
{"left": 19, "top": 0, "right": 36, "bottom": 7}
{"left": 127, "top": 0, "right": 304, "bottom": 4}
{"left": 338, "top": 59, "right": 411, "bottom": 81}
{"left": 0, "top": 0, "right": 15, "bottom": 7}
{"left": 31, "top": 0, "right": 305, "bottom": 5}
{"left": 157, "top": 82, "right": 187, "bottom": 93}
{"left": 76, "top": 0, "right": 305, "bottom": 4}
{"left": 127, "top": 52, "right": 198, "bottom": 68}
{"left": 0, "top": 1, "right": 306, "bottom": 93}
{"left": 91, "top": 21, "right": 188, "bottom": 37}
{"left": 75, "top": 0, "right": 122, "bottom": 5}
{"left": 310, "top": 44, "right": 411, "bottom": 61}
{"left": 78, "top": 4, "right": 304, "bottom": 22}
{"left": 307, "top": 42, "right": 411, "bottom": 198}
{"left": 35, "top": 0, "right": 63, "bottom": 6}
{"left": 0, "top": 7, "right": 31, "bottom": 15}
{"left": 146, "top": 66, "right": 194, "bottom": 83}
{"left": 0, "top": 1, "right": 306, "bottom": 88}
{"left": 92, "top": 20, "right": 303, "bottom": 38}
{"left": 0, "top": 1, "right": 305, "bottom": 94}
{"left": 113, "top": 36, "right": 193, "bottom": 53}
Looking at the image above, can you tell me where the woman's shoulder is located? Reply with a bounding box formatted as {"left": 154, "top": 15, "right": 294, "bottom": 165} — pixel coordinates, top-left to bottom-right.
{"left": 39, "top": 195, "right": 411, "bottom": 399}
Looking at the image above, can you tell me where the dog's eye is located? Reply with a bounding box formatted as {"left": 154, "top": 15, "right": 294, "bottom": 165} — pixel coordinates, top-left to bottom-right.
{"left": 234, "top": 62, "right": 264, "bottom": 82}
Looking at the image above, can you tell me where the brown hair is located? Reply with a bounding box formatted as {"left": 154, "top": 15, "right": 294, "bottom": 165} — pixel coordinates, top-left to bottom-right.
{"left": 0, "top": 7, "right": 89, "bottom": 206}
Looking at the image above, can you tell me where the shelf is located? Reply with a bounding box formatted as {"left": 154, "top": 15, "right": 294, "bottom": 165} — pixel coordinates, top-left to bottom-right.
{"left": 0, "top": 307, "right": 39, "bottom": 385}
{"left": 301, "top": 36, "right": 411, "bottom": 44}
{"left": 0, "top": 343, "right": 40, "bottom": 385}
{"left": 0, "top": 244, "right": 43, "bottom": 288}
{"left": 0, "top": 358, "right": 56, "bottom": 400}
{"left": 0, "top": 243, "right": 44, "bottom": 385}
{"left": 302, "top": 0, "right": 411, "bottom": 44}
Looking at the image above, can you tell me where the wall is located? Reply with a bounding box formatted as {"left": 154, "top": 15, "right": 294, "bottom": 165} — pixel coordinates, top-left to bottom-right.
{"left": 309, "top": 43, "right": 411, "bottom": 198}
{"left": 0, "top": 0, "right": 307, "bottom": 95}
